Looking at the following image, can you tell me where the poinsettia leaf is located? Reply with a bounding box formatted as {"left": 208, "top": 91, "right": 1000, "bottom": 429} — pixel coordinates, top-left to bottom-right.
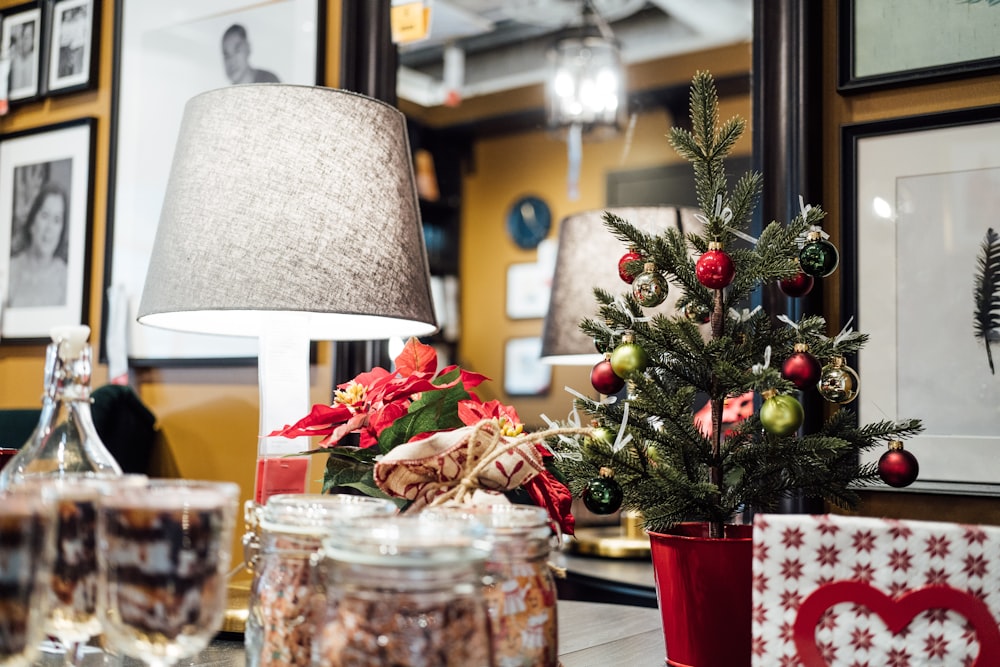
{"left": 394, "top": 337, "right": 438, "bottom": 377}
{"left": 378, "top": 384, "right": 470, "bottom": 453}
{"left": 268, "top": 402, "right": 352, "bottom": 437}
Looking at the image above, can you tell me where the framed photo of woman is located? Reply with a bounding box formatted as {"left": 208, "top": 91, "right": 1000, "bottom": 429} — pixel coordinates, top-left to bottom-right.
{"left": 0, "top": 118, "right": 95, "bottom": 342}
{"left": 45, "top": 0, "right": 98, "bottom": 95}
{"left": 1, "top": 1, "right": 43, "bottom": 104}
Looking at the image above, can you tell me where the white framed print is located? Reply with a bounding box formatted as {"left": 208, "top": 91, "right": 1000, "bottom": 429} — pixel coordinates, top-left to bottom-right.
{"left": 504, "top": 337, "right": 551, "bottom": 397}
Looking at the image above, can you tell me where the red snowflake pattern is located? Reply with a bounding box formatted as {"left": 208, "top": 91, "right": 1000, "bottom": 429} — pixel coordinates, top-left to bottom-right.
{"left": 817, "top": 608, "right": 838, "bottom": 632}
{"left": 779, "top": 588, "right": 802, "bottom": 612}
{"left": 923, "top": 607, "right": 950, "bottom": 625}
{"left": 751, "top": 635, "right": 768, "bottom": 658}
{"left": 753, "top": 602, "right": 768, "bottom": 625}
{"left": 887, "top": 548, "right": 913, "bottom": 572}
{"left": 887, "top": 580, "right": 910, "bottom": 598}
{"left": 962, "top": 525, "right": 988, "bottom": 545}
{"left": 924, "top": 567, "right": 950, "bottom": 586}
{"left": 849, "top": 625, "right": 875, "bottom": 651}
{"left": 923, "top": 633, "right": 949, "bottom": 659}
{"left": 851, "top": 529, "right": 876, "bottom": 553}
{"left": 962, "top": 552, "right": 989, "bottom": 578}
{"left": 818, "top": 640, "right": 837, "bottom": 664}
{"left": 754, "top": 541, "right": 770, "bottom": 562}
{"left": 850, "top": 562, "right": 876, "bottom": 583}
{"left": 924, "top": 534, "right": 951, "bottom": 559}
{"left": 886, "top": 646, "right": 911, "bottom": 667}
{"left": 779, "top": 621, "right": 796, "bottom": 644}
{"left": 885, "top": 519, "right": 913, "bottom": 541}
{"left": 778, "top": 654, "right": 800, "bottom": 667}
{"left": 780, "top": 557, "right": 805, "bottom": 581}
{"left": 815, "top": 515, "right": 840, "bottom": 535}
{"left": 816, "top": 543, "right": 840, "bottom": 567}
{"left": 848, "top": 661, "right": 871, "bottom": 667}
{"left": 782, "top": 526, "right": 805, "bottom": 549}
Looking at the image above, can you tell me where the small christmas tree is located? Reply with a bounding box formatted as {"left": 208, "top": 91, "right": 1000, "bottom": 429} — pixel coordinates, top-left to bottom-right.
{"left": 551, "top": 71, "right": 923, "bottom": 539}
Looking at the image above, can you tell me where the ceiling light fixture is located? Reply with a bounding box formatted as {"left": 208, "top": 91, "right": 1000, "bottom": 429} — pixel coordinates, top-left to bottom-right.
{"left": 545, "top": 0, "right": 626, "bottom": 199}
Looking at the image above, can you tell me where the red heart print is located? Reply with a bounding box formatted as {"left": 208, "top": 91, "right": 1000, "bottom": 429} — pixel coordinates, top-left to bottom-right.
{"left": 793, "top": 581, "right": 1000, "bottom": 667}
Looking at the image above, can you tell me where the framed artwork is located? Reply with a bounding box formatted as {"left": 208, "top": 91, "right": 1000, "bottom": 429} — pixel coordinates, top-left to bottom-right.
{"left": 103, "top": 0, "right": 324, "bottom": 366}
{"left": 0, "top": 118, "right": 96, "bottom": 341}
{"left": 1, "top": 1, "right": 43, "bottom": 104}
{"left": 841, "top": 106, "right": 1000, "bottom": 495}
{"left": 45, "top": 0, "right": 98, "bottom": 96}
{"left": 838, "top": 0, "right": 1000, "bottom": 92}
{"left": 504, "top": 337, "right": 551, "bottom": 397}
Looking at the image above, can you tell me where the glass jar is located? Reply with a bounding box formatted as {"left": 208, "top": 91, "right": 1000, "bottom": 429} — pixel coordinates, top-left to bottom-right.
{"left": 0, "top": 326, "right": 122, "bottom": 490}
{"left": 317, "top": 515, "right": 493, "bottom": 667}
{"left": 423, "top": 504, "right": 559, "bottom": 667}
{"left": 243, "top": 494, "right": 397, "bottom": 667}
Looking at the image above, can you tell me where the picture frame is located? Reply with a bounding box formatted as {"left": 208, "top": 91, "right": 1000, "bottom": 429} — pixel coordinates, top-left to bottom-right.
{"left": 44, "top": 0, "right": 98, "bottom": 96}
{"left": 841, "top": 106, "right": 1000, "bottom": 495}
{"left": 1, "top": 1, "right": 43, "bottom": 104}
{"left": 103, "top": 0, "right": 324, "bottom": 366}
{"left": 838, "top": 0, "right": 1000, "bottom": 93}
{"left": 503, "top": 337, "right": 551, "bottom": 397}
{"left": 0, "top": 118, "right": 96, "bottom": 341}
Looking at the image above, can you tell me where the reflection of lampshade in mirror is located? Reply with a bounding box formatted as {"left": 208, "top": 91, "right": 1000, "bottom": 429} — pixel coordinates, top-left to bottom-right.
{"left": 137, "top": 84, "right": 438, "bottom": 503}
{"left": 540, "top": 206, "right": 703, "bottom": 365}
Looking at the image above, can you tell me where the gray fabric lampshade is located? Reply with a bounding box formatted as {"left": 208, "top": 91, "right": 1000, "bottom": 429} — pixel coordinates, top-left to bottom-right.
{"left": 540, "top": 206, "right": 703, "bottom": 364}
{"left": 137, "top": 84, "right": 438, "bottom": 341}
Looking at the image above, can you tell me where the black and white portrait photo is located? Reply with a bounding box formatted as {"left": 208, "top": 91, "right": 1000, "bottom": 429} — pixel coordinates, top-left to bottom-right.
{"left": 221, "top": 23, "right": 280, "bottom": 84}
{"left": 1, "top": 4, "right": 42, "bottom": 102}
{"left": 47, "top": 0, "right": 96, "bottom": 94}
{"left": 0, "top": 119, "right": 94, "bottom": 341}
{"left": 7, "top": 159, "right": 72, "bottom": 308}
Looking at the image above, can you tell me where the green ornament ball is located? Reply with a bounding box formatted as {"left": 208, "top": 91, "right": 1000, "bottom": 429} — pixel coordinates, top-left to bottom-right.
{"left": 610, "top": 342, "right": 648, "bottom": 377}
{"left": 799, "top": 237, "right": 839, "bottom": 277}
{"left": 760, "top": 393, "right": 804, "bottom": 436}
{"left": 583, "top": 471, "right": 624, "bottom": 515}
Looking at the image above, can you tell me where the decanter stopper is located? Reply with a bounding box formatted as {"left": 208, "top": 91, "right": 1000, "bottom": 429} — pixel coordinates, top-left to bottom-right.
{"left": 0, "top": 325, "right": 123, "bottom": 489}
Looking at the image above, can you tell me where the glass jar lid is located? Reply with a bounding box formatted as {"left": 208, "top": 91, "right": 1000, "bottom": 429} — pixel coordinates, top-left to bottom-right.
{"left": 421, "top": 503, "right": 553, "bottom": 542}
{"left": 322, "top": 514, "right": 490, "bottom": 568}
{"left": 259, "top": 493, "right": 397, "bottom": 536}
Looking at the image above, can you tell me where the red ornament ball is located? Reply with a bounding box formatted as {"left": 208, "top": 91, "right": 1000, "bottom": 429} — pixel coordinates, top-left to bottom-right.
{"left": 618, "top": 250, "right": 643, "bottom": 284}
{"left": 695, "top": 247, "right": 735, "bottom": 289}
{"left": 878, "top": 443, "right": 919, "bottom": 488}
{"left": 779, "top": 271, "right": 814, "bottom": 298}
{"left": 781, "top": 348, "right": 822, "bottom": 389}
{"left": 591, "top": 359, "right": 626, "bottom": 395}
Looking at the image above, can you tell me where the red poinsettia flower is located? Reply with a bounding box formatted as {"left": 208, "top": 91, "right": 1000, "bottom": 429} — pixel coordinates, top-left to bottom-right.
{"left": 270, "top": 338, "right": 487, "bottom": 448}
{"left": 458, "top": 397, "right": 524, "bottom": 435}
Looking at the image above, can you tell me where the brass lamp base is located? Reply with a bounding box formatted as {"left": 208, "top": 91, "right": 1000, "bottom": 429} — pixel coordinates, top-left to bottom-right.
{"left": 566, "top": 511, "right": 650, "bottom": 559}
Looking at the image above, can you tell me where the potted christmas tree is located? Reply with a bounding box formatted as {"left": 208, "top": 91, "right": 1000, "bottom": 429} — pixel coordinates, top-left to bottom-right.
{"left": 549, "top": 71, "right": 923, "bottom": 667}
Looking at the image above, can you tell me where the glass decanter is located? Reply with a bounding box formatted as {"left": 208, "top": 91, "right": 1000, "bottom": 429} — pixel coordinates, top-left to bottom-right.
{"left": 0, "top": 325, "right": 123, "bottom": 489}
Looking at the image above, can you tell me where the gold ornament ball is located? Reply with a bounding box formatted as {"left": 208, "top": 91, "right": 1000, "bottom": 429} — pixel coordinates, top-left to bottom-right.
{"left": 818, "top": 358, "right": 859, "bottom": 404}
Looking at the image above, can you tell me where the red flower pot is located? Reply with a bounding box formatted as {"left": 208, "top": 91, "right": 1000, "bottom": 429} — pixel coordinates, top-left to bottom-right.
{"left": 648, "top": 523, "right": 753, "bottom": 667}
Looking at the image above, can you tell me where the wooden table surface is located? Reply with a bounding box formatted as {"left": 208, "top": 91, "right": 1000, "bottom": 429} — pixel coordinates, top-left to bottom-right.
{"left": 129, "top": 599, "right": 666, "bottom": 667}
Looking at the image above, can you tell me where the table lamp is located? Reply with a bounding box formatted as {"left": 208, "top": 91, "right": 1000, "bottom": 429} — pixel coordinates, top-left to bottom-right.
{"left": 137, "top": 84, "right": 438, "bottom": 503}
{"left": 540, "top": 206, "right": 701, "bottom": 557}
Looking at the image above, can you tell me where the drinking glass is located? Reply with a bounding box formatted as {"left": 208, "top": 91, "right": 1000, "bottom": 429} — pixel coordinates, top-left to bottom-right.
{"left": 95, "top": 479, "right": 239, "bottom": 667}
{"left": 24, "top": 475, "right": 148, "bottom": 667}
{"left": 0, "top": 488, "right": 56, "bottom": 667}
